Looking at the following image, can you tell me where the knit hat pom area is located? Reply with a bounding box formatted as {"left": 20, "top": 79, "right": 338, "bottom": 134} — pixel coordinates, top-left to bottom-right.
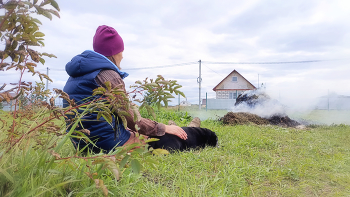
{"left": 93, "top": 25, "right": 124, "bottom": 57}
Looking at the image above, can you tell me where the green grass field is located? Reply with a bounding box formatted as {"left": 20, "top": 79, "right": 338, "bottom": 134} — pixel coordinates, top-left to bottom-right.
{"left": 178, "top": 108, "right": 350, "bottom": 126}
{"left": 115, "top": 122, "right": 350, "bottom": 196}
{"left": 1, "top": 109, "right": 350, "bottom": 196}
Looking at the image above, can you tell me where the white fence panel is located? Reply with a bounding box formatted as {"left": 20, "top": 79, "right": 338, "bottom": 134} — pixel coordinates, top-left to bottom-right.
{"left": 206, "top": 99, "right": 236, "bottom": 110}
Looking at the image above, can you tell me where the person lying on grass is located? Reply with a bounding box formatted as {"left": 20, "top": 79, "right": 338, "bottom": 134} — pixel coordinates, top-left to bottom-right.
{"left": 63, "top": 25, "right": 187, "bottom": 153}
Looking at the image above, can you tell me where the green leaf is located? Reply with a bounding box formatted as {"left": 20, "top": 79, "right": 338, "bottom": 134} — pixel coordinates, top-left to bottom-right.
{"left": 148, "top": 82, "right": 158, "bottom": 87}
{"left": 101, "top": 112, "right": 112, "bottom": 124}
{"left": 38, "top": 40, "right": 45, "bottom": 46}
{"left": 39, "top": 58, "right": 45, "bottom": 65}
{"left": 100, "top": 106, "right": 111, "bottom": 114}
{"left": 4, "top": 1, "right": 17, "bottom": 9}
{"left": 119, "top": 155, "right": 130, "bottom": 169}
{"left": 34, "top": 32, "right": 45, "bottom": 37}
{"left": 152, "top": 148, "right": 169, "bottom": 155}
{"left": 130, "top": 159, "right": 141, "bottom": 174}
{"left": 42, "top": 52, "right": 57, "bottom": 58}
{"left": 93, "top": 87, "right": 106, "bottom": 95}
{"left": 123, "top": 143, "right": 141, "bottom": 152}
{"left": 11, "top": 40, "right": 18, "bottom": 50}
{"left": 145, "top": 138, "right": 159, "bottom": 143}
{"left": 133, "top": 108, "right": 139, "bottom": 122}
{"left": 40, "top": 0, "right": 50, "bottom": 6}
{"left": 97, "top": 111, "right": 102, "bottom": 120}
{"left": 47, "top": 9, "right": 60, "bottom": 18}
{"left": 32, "top": 18, "right": 42, "bottom": 25}
{"left": 106, "top": 164, "right": 120, "bottom": 180}
{"left": 41, "top": 73, "right": 52, "bottom": 82}
{"left": 104, "top": 81, "right": 111, "bottom": 91}
{"left": 0, "top": 168, "right": 14, "bottom": 183}
{"left": 50, "top": 0, "right": 60, "bottom": 11}
{"left": 179, "top": 91, "right": 186, "bottom": 98}
{"left": 120, "top": 115, "right": 127, "bottom": 129}
{"left": 174, "top": 85, "right": 182, "bottom": 90}
{"left": 41, "top": 10, "right": 52, "bottom": 20}
{"left": 26, "top": 65, "right": 34, "bottom": 73}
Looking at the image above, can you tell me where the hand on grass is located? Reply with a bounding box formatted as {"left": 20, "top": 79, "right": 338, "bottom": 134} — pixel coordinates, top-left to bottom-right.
{"left": 165, "top": 125, "right": 187, "bottom": 140}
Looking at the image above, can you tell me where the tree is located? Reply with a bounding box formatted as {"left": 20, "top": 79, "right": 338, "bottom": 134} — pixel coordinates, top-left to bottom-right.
{"left": 0, "top": 0, "right": 59, "bottom": 105}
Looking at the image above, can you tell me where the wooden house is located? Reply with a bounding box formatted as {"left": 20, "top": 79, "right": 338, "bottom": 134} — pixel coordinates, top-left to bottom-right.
{"left": 213, "top": 70, "right": 256, "bottom": 99}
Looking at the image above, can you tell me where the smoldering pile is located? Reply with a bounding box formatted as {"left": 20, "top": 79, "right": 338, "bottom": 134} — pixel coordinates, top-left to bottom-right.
{"left": 220, "top": 112, "right": 300, "bottom": 127}
{"left": 221, "top": 90, "right": 301, "bottom": 127}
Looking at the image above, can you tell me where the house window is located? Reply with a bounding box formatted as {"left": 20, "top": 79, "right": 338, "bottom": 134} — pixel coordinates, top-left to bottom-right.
{"left": 232, "top": 77, "right": 237, "bottom": 82}
{"left": 229, "top": 92, "right": 237, "bottom": 99}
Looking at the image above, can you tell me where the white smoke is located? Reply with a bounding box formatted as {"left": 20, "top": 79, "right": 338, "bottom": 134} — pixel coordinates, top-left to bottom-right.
{"left": 231, "top": 89, "right": 287, "bottom": 118}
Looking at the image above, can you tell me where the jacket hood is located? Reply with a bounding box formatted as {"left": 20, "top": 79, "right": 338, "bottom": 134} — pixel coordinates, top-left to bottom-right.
{"left": 65, "top": 50, "right": 128, "bottom": 79}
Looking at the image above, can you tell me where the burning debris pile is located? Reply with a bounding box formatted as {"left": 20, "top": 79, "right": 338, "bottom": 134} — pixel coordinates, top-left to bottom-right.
{"left": 220, "top": 112, "right": 300, "bottom": 127}
{"left": 235, "top": 91, "right": 271, "bottom": 107}
{"left": 268, "top": 114, "right": 300, "bottom": 127}
{"left": 221, "top": 90, "right": 301, "bottom": 127}
{"left": 220, "top": 112, "right": 269, "bottom": 125}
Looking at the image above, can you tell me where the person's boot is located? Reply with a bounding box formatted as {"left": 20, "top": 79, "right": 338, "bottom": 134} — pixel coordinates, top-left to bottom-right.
{"left": 188, "top": 117, "right": 201, "bottom": 127}
{"left": 168, "top": 120, "right": 177, "bottom": 126}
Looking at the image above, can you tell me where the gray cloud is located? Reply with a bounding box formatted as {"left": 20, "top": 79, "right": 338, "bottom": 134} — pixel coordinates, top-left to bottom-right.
{"left": 1, "top": 0, "right": 350, "bottom": 106}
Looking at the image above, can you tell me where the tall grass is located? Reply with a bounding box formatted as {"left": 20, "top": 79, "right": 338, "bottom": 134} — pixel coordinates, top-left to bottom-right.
{"left": 1, "top": 109, "right": 350, "bottom": 196}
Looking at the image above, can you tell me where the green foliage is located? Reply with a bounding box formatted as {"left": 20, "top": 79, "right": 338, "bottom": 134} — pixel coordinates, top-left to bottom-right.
{"left": 130, "top": 75, "right": 186, "bottom": 118}
{"left": 16, "top": 81, "right": 50, "bottom": 109}
{"left": 0, "top": 82, "right": 165, "bottom": 196}
{"left": 0, "top": 0, "right": 59, "bottom": 103}
{"left": 140, "top": 107, "right": 193, "bottom": 126}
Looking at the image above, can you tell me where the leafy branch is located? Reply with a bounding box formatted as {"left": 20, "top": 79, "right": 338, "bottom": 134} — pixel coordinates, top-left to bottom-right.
{"left": 130, "top": 75, "right": 185, "bottom": 118}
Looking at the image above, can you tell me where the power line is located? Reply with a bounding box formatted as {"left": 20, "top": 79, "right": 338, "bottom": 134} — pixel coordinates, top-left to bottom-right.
{"left": 203, "top": 60, "right": 325, "bottom": 64}
{"left": 202, "top": 63, "right": 225, "bottom": 77}
{"left": 32, "top": 59, "right": 331, "bottom": 72}
{"left": 123, "top": 61, "right": 198, "bottom": 70}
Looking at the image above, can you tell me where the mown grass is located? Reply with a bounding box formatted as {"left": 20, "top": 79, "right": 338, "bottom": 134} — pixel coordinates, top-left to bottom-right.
{"left": 1, "top": 109, "right": 350, "bottom": 196}
{"left": 113, "top": 120, "right": 350, "bottom": 196}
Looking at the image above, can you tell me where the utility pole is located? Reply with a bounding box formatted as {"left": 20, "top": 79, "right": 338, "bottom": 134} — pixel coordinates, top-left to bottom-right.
{"left": 328, "top": 89, "right": 329, "bottom": 111}
{"left": 206, "top": 92, "right": 207, "bottom": 111}
{"left": 197, "top": 60, "right": 202, "bottom": 110}
{"left": 178, "top": 94, "right": 180, "bottom": 112}
{"left": 258, "top": 74, "right": 259, "bottom": 89}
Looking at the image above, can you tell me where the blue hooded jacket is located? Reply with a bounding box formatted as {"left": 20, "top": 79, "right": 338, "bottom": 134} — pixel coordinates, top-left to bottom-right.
{"left": 63, "top": 50, "right": 130, "bottom": 153}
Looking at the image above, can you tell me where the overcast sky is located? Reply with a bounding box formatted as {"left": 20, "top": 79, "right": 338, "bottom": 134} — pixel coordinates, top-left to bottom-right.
{"left": 1, "top": 0, "right": 350, "bottom": 107}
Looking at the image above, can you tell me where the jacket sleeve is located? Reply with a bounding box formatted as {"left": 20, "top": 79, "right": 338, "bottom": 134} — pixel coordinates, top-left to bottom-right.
{"left": 95, "top": 69, "right": 166, "bottom": 136}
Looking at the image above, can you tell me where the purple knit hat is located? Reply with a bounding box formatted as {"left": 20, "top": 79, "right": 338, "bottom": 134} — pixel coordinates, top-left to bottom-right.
{"left": 93, "top": 25, "right": 124, "bottom": 56}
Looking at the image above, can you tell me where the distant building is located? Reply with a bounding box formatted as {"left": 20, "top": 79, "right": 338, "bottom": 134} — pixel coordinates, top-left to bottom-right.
{"left": 206, "top": 70, "right": 257, "bottom": 110}
{"left": 213, "top": 70, "right": 256, "bottom": 99}
{"left": 316, "top": 94, "right": 350, "bottom": 110}
{"left": 202, "top": 99, "right": 206, "bottom": 105}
